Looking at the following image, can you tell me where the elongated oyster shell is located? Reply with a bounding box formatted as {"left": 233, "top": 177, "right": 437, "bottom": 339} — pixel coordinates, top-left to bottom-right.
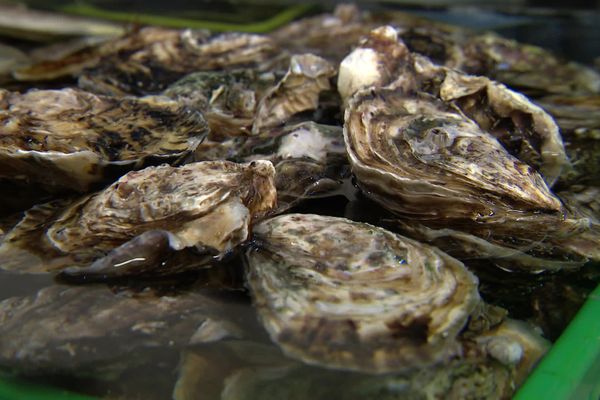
{"left": 79, "top": 30, "right": 280, "bottom": 96}
{"left": 344, "top": 88, "right": 562, "bottom": 225}
{"left": 241, "top": 122, "right": 348, "bottom": 212}
{"left": 246, "top": 214, "right": 480, "bottom": 373}
{"left": 13, "top": 27, "right": 180, "bottom": 82}
{"left": 0, "top": 160, "right": 276, "bottom": 275}
{"left": 0, "top": 88, "right": 207, "bottom": 192}
{"left": 0, "top": 285, "right": 254, "bottom": 375}
{"left": 339, "top": 26, "right": 567, "bottom": 185}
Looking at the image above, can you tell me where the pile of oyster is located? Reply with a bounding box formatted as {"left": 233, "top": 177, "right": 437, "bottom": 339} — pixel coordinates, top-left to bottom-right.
{"left": 0, "top": 5, "right": 598, "bottom": 400}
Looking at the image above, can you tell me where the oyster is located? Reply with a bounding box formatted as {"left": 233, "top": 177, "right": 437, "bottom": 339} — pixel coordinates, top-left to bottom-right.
{"left": 339, "top": 26, "right": 567, "bottom": 184}
{"left": 165, "top": 53, "right": 335, "bottom": 139}
{"left": 175, "top": 340, "right": 516, "bottom": 400}
{"left": 252, "top": 54, "right": 335, "bottom": 134}
{"left": 0, "top": 88, "right": 208, "bottom": 192}
{"left": 241, "top": 122, "right": 348, "bottom": 212}
{"left": 0, "top": 285, "right": 253, "bottom": 375}
{"left": 79, "top": 30, "right": 280, "bottom": 96}
{"left": 0, "top": 160, "right": 276, "bottom": 276}
{"left": 13, "top": 27, "right": 176, "bottom": 82}
{"left": 164, "top": 69, "right": 273, "bottom": 139}
{"left": 246, "top": 214, "right": 480, "bottom": 373}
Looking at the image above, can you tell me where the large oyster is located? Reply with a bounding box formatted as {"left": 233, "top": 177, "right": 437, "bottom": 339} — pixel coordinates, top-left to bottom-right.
{"left": 0, "top": 285, "right": 254, "bottom": 375}
{"left": 338, "top": 26, "right": 567, "bottom": 184}
{"left": 0, "top": 160, "right": 276, "bottom": 276}
{"left": 246, "top": 214, "right": 480, "bottom": 373}
{"left": 0, "top": 88, "right": 208, "bottom": 192}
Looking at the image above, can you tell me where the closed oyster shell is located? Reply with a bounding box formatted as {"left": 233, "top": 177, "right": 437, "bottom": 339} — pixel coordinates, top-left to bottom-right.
{"left": 344, "top": 87, "right": 562, "bottom": 226}
{"left": 246, "top": 214, "right": 480, "bottom": 373}
{"left": 0, "top": 160, "right": 276, "bottom": 275}
{"left": 339, "top": 26, "right": 567, "bottom": 185}
{"left": 79, "top": 30, "right": 280, "bottom": 96}
{"left": 252, "top": 54, "right": 335, "bottom": 134}
{"left": 13, "top": 27, "right": 179, "bottom": 82}
{"left": 0, "top": 88, "right": 208, "bottom": 192}
{"left": 165, "top": 53, "right": 335, "bottom": 139}
{"left": 0, "top": 285, "right": 253, "bottom": 375}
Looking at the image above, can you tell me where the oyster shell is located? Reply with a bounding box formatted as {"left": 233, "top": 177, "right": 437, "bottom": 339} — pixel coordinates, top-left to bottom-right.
{"left": 246, "top": 214, "right": 480, "bottom": 373}
{"left": 165, "top": 53, "right": 335, "bottom": 139}
{"left": 0, "top": 160, "right": 276, "bottom": 276}
{"left": 0, "top": 285, "right": 253, "bottom": 375}
{"left": 79, "top": 30, "right": 280, "bottom": 96}
{"left": 252, "top": 54, "right": 335, "bottom": 134}
{"left": 13, "top": 27, "right": 176, "bottom": 82}
{"left": 174, "top": 340, "right": 515, "bottom": 400}
{"left": 0, "top": 88, "right": 208, "bottom": 192}
{"left": 241, "top": 122, "right": 348, "bottom": 212}
{"left": 339, "top": 26, "right": 567, "bottom": 184}
{"left": 344, "top": 87, "right": 563, "bottom": 227}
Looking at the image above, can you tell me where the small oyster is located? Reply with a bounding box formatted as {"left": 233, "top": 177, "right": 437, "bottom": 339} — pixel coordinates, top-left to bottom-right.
{"left": 164, "top": 69, "right": 273, "bottom": 139}
{"left": 246, "top": 214, "right": 480, "bottom": 373}
{"left": 339, "top": 26, "right": 567, "bottom": 184}
{"left": 241, "top": 122, "right": 348, "bottom": 212}
{"left": 252, "top": 54, "right": 335, "bottom": 134}
{"left": 0, "top": 160, "right": 276, "bottom": 276}
{"left": 0, "top": 285, "right": 252, "bottom": 375}
{"left": 0, "top": 88, "right": 208, "bottom": 192}
{"left": 470, "top": 319, "right": 549, "bottom": 386}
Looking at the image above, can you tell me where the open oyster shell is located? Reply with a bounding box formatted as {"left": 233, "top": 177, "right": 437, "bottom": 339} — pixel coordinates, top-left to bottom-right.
{"left": 246, "top": 214, "right": 480, "bottom": 373}
{"left": 0, "top": 160, "right": 276, "bottom": 276}
{"left": 0, "top": 88, "right": 208, "bottom": 192}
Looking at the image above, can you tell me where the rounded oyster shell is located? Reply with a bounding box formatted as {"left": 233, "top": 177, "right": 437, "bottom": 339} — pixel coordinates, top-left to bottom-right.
{"left": 246, "top": 213, "right": 480, "bottom": 373}
{"left": 0, "top": 88, "right": 208, "bottom": 192}
{"left": 0, "top": 160, "right": 276, "bottom": 274}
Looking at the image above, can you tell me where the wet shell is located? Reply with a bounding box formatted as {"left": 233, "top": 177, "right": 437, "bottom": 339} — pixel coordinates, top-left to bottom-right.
{"left": 78, "top": 30, "right": 280, "bottom": 96}
{"left": 0, "top": 160, "right": 276, "bottom": 274}
{"left": 0, "top": 88, "right": 208, "bottom": 192}
{"left": 0, "top": 285, "right": 254, "bottom": 375}
{"left": 344, "top": 87, "right": 563, "bottom": 227}
{"left": 246, "top": 214, "right": 480, "bottom": 373}
{"left": 241, "top": 122, "right": 348, "bottom": 212}
{"left": 338, "top": 26, "right": 567, "bottom": 185}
